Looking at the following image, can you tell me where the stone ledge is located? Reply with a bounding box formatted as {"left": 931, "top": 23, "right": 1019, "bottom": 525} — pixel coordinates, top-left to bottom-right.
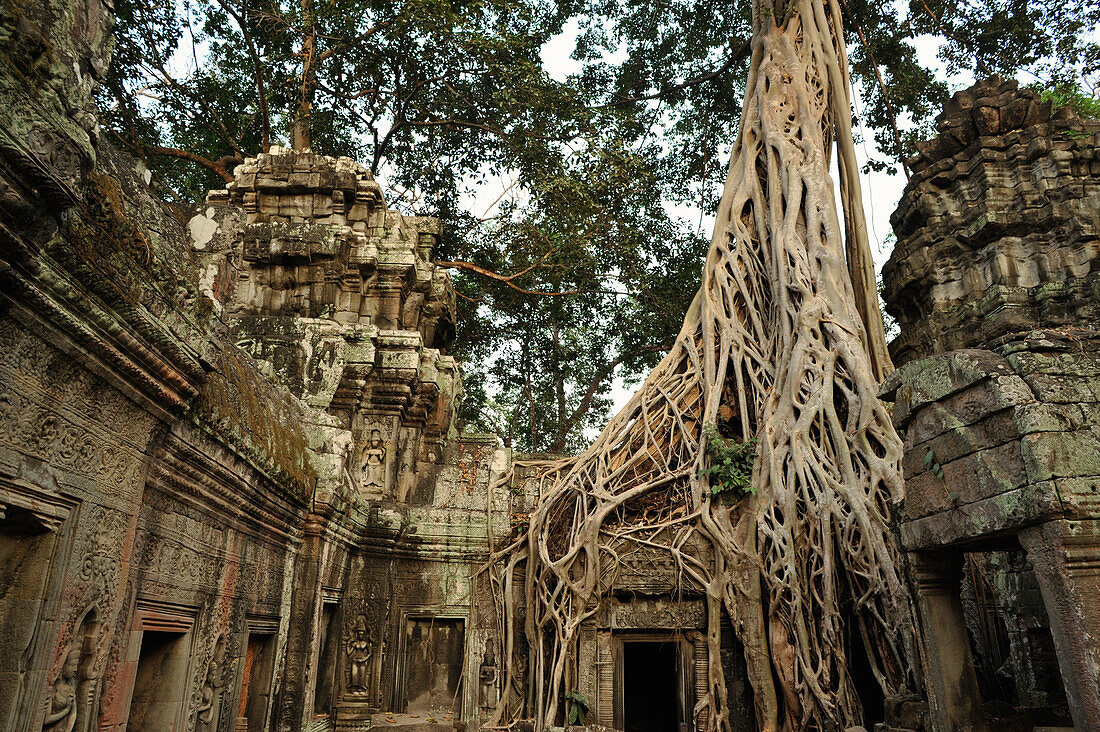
{"left": 899, "top": 480, "right": 1062, "bottom": 550}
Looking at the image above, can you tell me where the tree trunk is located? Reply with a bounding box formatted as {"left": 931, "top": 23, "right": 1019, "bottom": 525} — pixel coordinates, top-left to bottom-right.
{"left": 292, "top": 0, "right": 316, "bottom": 150}
{"left": 488, "top": 1, "right": 919, "bottom": 730}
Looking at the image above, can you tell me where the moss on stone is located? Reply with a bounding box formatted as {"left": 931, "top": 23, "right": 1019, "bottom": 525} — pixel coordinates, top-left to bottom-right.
{"left": 193, "top": 345, "right": 318, "bottom": 501}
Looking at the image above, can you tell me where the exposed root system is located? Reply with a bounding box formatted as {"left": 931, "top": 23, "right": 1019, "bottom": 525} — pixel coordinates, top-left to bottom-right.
{"left": 487, "top": 2, "right": 917, "bottom": 729}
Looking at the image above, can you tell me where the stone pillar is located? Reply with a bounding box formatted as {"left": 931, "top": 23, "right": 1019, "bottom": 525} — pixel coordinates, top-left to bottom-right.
{"left": 277, "top": 513, "right": 326, "bottom": 732}
{"left": 910, "top": 551, "right": 986, "bottom": 732}
{"left": 375, "top": 272, "right": 404, "bottom": 330}
{"left": 1018, "top": 519, "right": 1100, "bottom": 730}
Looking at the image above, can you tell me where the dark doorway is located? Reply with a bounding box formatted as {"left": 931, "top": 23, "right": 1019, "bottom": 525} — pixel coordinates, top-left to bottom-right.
{"left": 314, "top": 604, "right": 339, "bottom": 716}
{"left": 403, "top": 618, "right": 465, "bottom": 715}
{"left": 129, "top": 630, "right": 192, "bottom": 732}
{"left": 623, "top": 641, "right": 679, "bottom": 732}
{"left": 847, "top": 627, "right": 884, "bottom": 728}
{"left": 240, "top": 632, "right": 276, "bottom": 732}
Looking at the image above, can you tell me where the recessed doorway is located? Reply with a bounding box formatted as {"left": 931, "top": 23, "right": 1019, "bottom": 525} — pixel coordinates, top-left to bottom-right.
{"left": 128, "top": 630, "right": 193, "bottom": 732}
{"left": 618, "top": 636, "right": 687, "bottom": 732}
{"left": 402, "top": 617, "right": 465, "bottom": 716}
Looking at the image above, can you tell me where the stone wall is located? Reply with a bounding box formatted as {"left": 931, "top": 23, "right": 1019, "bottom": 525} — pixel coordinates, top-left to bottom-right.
{"left": 5, "top": 2, "right": 1100, "bottom": 731}
{"left": 883, "top": 76, "right": 1100, "bottom": 366}
{"left": 882, "top": 78, "right": 1100, "bottom": 732}
{"left": 0, "top": 0, "right": 513, "bottom": 731}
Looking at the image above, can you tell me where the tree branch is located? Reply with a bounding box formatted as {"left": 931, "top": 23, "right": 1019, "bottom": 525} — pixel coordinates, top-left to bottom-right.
{"left": 146, "top": 145, "right": 237, "bottom": 182}
{"left": 549, "top": 343, "right": 670, "bottom": 451}
{"left": 433, "top": 259, "right": 582, "bottom": 296}
{"left": 213, "top": 0, "right": 272, "bottom": 150}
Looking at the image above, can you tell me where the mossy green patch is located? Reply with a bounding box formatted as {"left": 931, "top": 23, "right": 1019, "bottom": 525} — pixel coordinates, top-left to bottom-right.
{"left": 194, "top": 346, "right": 318, "bottom": 501}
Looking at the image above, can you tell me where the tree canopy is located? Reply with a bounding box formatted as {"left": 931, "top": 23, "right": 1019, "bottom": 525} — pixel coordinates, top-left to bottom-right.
{"left": 101, "top": 0, "right": 1099, "bottom": 452}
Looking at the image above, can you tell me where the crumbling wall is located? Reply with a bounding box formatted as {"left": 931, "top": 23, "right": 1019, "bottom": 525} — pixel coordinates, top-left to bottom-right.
{"left": 882, "top": 77, "right": 1100, "bottom": 732}
{"left": 0, "top": 0, "right": 512, "bottom": 730}
{"left": 883, "top": 76, "right": 1100, "bottom": 367}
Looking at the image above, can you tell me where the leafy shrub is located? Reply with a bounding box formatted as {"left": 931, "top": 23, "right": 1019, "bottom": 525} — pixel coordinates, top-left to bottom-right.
{"left": 702, "top": 422, "right": 757, "bottom": 498}
{"left": 565, "top": 690, "right": 589, "bottom": 725}
{"left": 1032, "top": 82, "right": 1100, "bottom": 120}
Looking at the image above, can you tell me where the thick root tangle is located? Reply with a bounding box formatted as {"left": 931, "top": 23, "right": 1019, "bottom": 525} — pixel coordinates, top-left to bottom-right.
{"left": 487, "top": 2, "right": 918, "bottom": 730}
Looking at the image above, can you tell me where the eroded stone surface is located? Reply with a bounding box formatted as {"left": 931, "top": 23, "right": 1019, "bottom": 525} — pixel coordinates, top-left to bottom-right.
{"left": 3, "top": 3, "right": 1100, "bottom": 731}
{"left": 882, "top": 76, "right": 1100, "bottom": 366}
{"left": 883, "top": 77, "right": 1100, "bottom": 732}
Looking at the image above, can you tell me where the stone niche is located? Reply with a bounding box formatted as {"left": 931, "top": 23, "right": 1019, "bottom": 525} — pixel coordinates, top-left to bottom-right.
{"left": 882, "top": 76, "right": 1100, "bottom": 367}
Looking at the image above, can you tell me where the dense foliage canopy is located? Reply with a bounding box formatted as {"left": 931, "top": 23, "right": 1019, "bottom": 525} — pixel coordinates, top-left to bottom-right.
{"left": 101, "top": 0, "right": 1099, "bottom": 451}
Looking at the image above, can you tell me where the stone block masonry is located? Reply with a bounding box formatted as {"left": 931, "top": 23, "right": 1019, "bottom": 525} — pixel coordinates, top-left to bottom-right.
{"left": 0, "top": 0, "right": 512, "bottom": 727}
{"left": 2, "top": 0, "right": 1100, "bottom": 729}
{"left": 882, "top": 76, "right": 1100, "bottom": 732}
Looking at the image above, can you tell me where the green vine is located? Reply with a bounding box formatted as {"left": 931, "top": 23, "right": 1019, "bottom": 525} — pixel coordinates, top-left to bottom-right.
{"left": 702, "top": 422, "right": 757, "bottom": 498}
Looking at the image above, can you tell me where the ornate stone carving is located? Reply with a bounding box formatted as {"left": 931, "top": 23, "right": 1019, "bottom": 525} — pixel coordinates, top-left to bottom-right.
{"left": 883, "top": 76, "right": 1100, "bottom": 365}
{"left": 345, "top": 615, "right": 373, "bottom": 696}
{"left": 358, "top": 431, "right": 388, "bottom": 497}
{"left": 196, "top": 636, "right": 228, "bottom": 732}
{"left": 43, "top": 646, "right": 81, "bottom": 732}
{"left": 478, "top": 645, "right": 498, "bottom": 710}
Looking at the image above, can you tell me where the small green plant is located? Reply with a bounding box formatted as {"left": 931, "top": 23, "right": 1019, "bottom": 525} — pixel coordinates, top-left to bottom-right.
{"left": 565, "top": 689, "right": 589, "bottom": 726}
{"left": 702, "top": 422, "right": 757, "bottom": 497}
{"left": 510, "top": 512, "right": 531, "bottom": 535}
{"left": 924, "top": 448, "right": 944, "bottom": 480}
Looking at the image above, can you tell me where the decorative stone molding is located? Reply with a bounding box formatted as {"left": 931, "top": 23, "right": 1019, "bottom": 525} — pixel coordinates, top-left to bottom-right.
{"left": 194, "top": 148, "right": 462, "bottom": 505}
{"left": 883, "top": 76, "right": 1100, "bottom": 366}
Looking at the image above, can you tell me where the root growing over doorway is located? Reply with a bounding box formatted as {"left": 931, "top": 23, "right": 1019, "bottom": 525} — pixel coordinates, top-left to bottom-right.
{"left": 487, "top": 2, "right": 918, "bottom": 729}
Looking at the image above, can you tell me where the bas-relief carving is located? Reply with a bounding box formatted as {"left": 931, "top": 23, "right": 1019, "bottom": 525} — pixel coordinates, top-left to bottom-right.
{"left": 0, "top": 321, "right": 158, "bottom": 451}
{"left": 74, "top": 505, "right": 129, "bottom": 615}
{"left": 24, "top": 128, "right": 84, "bottom": 195}
{"left": 358, "top": 429, "right": 388, "bottom": 497}
{"left": 196, "top": 635, "right": 228, "bottom": 732}
{"left": 42, "top": 647, "right": 80, "bottom": 732}
{"left": 607, "top": 599, "right": 706, "bottom": 630}
{"left": 355, "top": 417, "right": 399, "bottom": 499}
{"left": 0, "top": 324, "right": 154, "bottom": 508}
{"left": 42, "top": 612, "right": 100, "bottom": 732}
{"left": 0, "top": 390, "right": 143, "bottom": 491}
{"left": 346, "top": 615, "right": 373, "bottom": 695}
{"left": 478, "top": 645, "right": 498, "bottom": 710}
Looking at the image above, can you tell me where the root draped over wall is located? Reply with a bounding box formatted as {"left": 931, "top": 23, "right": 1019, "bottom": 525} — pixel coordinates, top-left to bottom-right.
{"left": 486, "top": 2, "right": 919, "bottom": 730}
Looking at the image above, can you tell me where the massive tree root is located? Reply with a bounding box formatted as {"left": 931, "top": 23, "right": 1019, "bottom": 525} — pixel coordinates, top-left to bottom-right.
{"left": 487, "top": 2, "right": 918, "bottom": 730}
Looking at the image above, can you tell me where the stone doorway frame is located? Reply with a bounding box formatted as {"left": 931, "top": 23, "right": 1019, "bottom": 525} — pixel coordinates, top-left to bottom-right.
{"left": 612, "top": 631, "right": 694, "bottom": 732}
{"left": 911, "top": 520, "right": 1100, "bottom": 732}
{"left": 392, "top": 611, "right": 468, "bottom": 718}
{"left": 119, "top": 598, "right": 198, "bottom": 732}
{"left": 0, "top": 476, "right": 78, "bottom": 732}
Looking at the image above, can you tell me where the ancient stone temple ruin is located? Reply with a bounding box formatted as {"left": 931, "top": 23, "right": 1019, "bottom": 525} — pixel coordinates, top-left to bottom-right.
{"left": 1, "top": 0, "right": 1099, "bottom": 730}
{"left": 881, "top": 76, "right": 1100, "bottom": 731}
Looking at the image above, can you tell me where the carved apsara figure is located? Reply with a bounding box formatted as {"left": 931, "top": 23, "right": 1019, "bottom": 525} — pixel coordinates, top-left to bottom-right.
{"left": 346, "top": 615, "right": 373, "bottom": 694}
{"left": 360, "top": 429, "right": 387, "bottom": 494}
{"left": 196, "top": 636, "right": 225, "bottom": 730}
{"left": 43, "top": 647, "right": 80, "bottom": 732}
{"left": 478, "top": 646, "right": 498, "bottom": 709}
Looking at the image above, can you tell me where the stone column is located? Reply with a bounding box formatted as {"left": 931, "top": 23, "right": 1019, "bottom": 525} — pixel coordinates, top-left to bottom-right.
{"left": 910, "top": 551, "right": 986, "bottom": 732}
{"left": 375, "top": 272, "right": 404, "bottom": 330}
{"left": 1018, "top": 519, "right": 1100, "bottom": 730}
